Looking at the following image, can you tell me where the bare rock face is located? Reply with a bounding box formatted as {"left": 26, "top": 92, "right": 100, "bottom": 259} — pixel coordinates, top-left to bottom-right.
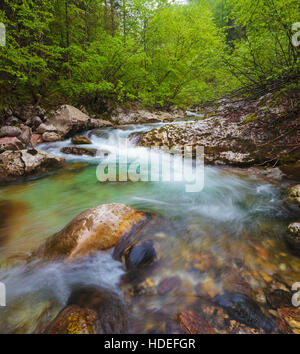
{"left": 35, "top": 203, "right": 151, "bottom": 262}
{"left": 110, "top": 108, "right": 185, "bottom": 125}
{"left": 39, "top": 105, "right": 112, "bottom": 139}
{"left": 286, "top": 185, "right": 300, "bottom": 208}
{"left": 0, "top": 149, "right": 65, "bottom": 180}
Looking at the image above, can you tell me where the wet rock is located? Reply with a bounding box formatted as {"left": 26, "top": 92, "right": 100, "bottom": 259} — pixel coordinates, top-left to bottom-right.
{"left": 214, "top": 292, "right": 275, "bottom": 333}
{"left": 278, "top": 307, "right": 300, "bottom": 334}
{"left": 67, "top": 286, "right": 128, "bottom": 334}
{"left": 0, "top": 126, "right": 22, "bottom": 138}
{"left": 124, "top": 240, "right": 157, "bottom": 270}
{"left": 35, "top": 203, "right": 151, "bottom": 262}
{"left": 266, "top": 289, "right": 292, "bottom": 309}
{"left": 286, "top": 185, "right": 300, "bottom": 209}
{"left": 42, "top": 132, "right": 62, "bottom": 142}
{"left": 286, "top": 223, "right": 300, "bottom": 256}
{"left": 157, "top": 276, "right": 182, "bottom": 296}
{"left": 45, "top": 305, "right": 98, "bottom": 334}
{"left": 39, "top": 105, "right": 112, "bottom": 138}
{"left": 61, "top": 146, "right": 97, "bottom": 157}
{"left": 280, "top": 162, "right": 300, "bottom": 180}
{"left": 71, "top": 136, "right": 92, "bottom": 145}
{"left": 0, "top": 149, "right": 65, "bottom": 181}
{"left": 178, "top": 311, "right": 216, "bottom": 334}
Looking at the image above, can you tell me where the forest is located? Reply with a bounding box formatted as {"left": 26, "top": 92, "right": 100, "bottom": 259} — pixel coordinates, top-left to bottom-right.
{"left": 0, "top": 0, "right": 299, "bottom": 111}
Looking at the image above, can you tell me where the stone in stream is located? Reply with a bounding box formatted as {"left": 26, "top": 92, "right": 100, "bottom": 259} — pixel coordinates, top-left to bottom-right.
{"left": 45, "top": 286, "right": 128, "bottom": 334}
{"left": 0, "top": 149, "right": 65, "bottom": 182}
{"left": 34, "top": 203, "right": 152, "bottom": 262}
{"left": 71, "top": 136, "right": 92, "bottom": 145}
{"left": 157, "top": 276, "right": 182, "bottom": 296}
{"left": 214, "top": 292, "right": 276, "bottom": 333}
{"left": 178, "top": 311, "right": 216, "bottom": 334}
{"left": 61, "top": 146, "right": 97, "bottom": 157}
{"left": 286, "top": 184, "right": 300, "bottom": 209}
{"left": 0, "top": 199, "right": 29, "bottom": 246}
{"left": 286, "top": 223, "right": 300, "bottom": 257}
{"left": 277, "top": 307, "right": 300, "bottom": 334}
{"left": 45, "top": 305, "right": 98, "bottom": 334}
{"left": 266, "top": 289, "right": 292, "bottom": 309}
{"left": 124, "top": 240, "right": 157, "bottom": 271}
{"left": 0, "top": 126, "right": 22, "bottom": 138}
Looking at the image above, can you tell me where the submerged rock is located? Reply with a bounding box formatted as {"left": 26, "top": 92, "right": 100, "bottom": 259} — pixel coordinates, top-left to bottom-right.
{"left": 286, "top": 223, "right": 300, "bottom": 256}
{"left": 71, "top": 136, "right": 92, "bottom": 145}
{"left": 214, "top": 292, "right": 275, "bottom": 333}
{"left": 0, "top": 149, "right": 65, "bottom": 181}
{"left": 45, "top": 286, "right": 128, "bottom": 334}
{"left": 157, "top": 276, "right": 182, "bottom": 296}
{"left": 35, "top": 203, "right": 151, "bottom": 262}
{"left": 178, "top": 311, "right": 216, "bottom": 334}
{"left": 61, "top": 146, "right": 97, "bottom": 157}
{"left": 266, "top": 289, "right": 292, "bottom": 309}
{"left": 0, "top": 199, "right": 29, "bottom": 246}
{"left": 278, "top": 307, "right": 300, "bottom": 334}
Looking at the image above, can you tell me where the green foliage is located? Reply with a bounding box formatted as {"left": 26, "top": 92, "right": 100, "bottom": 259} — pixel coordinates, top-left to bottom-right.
{"left": 0, "top": 0, "right": 299, "bottom": 109}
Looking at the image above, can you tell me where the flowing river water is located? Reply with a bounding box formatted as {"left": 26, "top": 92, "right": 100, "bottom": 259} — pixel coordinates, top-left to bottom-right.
{"left": 0, "top": 120, "right": 299, "bottom": 333}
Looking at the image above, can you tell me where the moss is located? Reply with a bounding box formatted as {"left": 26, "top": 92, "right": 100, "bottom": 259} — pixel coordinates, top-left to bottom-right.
{"left": 244, "top": 113, "right": 259, "bottom": 124}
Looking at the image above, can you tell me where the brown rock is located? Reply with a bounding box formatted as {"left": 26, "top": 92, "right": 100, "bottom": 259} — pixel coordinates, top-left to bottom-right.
{"left": 157, "top": 276, "right": 182, "bottom": 296}
{"left": 42, "top": 132, "right": 62, "bottom": 142}
{"left": 35, "top": 203, "right": 151, "bottom": 262}
{"left": 71, "top": 136, "right": 92, "bottom": 145}
{"left": 61, "top": 146, "right": 97, "bottom": 157}
{"left": 178, "top": 310, "right": 216, "bottom": 334}
{"left": 278, "top": 307, "right": 300, "bottom": 334}
{"left": 286, "top": 185, "right": 300, "bottom": 208}
{"left": 45, "top": 305, "right": 98, "bottom": 334}
{"left": 0, "top": 137, "right": 23, "bottom": 151}
{"left": 31, "top": 133, "right": 43, "bottom": 146}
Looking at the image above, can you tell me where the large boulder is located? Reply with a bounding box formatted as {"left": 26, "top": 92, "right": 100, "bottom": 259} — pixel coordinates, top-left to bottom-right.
{"left": 38, "top": 105, "right": 112, "bottom": 139}
{"left": 0, "top": 149, "right": 65, "bottom": 181}
{"left": 35, "top": 203, "right": 151, "bottom": 262}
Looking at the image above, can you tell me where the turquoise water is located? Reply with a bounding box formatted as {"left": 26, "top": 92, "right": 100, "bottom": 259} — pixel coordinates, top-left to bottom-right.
{"left": 0, "top": 122, "right": 299, "bottom": 333}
